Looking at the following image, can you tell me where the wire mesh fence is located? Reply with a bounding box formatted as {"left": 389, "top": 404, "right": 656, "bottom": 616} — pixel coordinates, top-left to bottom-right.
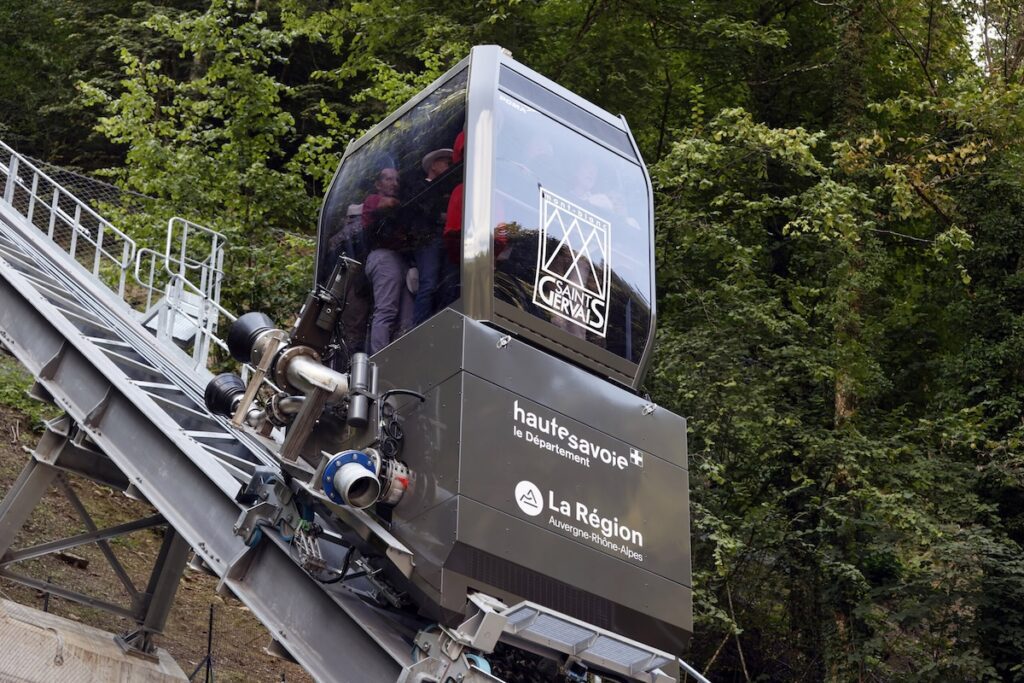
{"left": 0, "top": 143, "right": 137, "bottom": 299}
{"left": 23, "top": 156, "right": 157, "bottom": 217}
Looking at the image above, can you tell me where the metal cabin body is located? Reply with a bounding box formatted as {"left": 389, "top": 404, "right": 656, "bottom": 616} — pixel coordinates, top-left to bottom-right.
{"left": 310, "top": 45, "right": 692, "bottom": 655}
{"left": 316, "top": 310, "right": 693, "bottom": 654}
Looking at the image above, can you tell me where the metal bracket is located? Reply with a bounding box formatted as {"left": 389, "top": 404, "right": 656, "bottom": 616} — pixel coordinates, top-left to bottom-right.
{"left": 36, "top": 340, "right": 66, "bottom": 380}
{"left": 403, "top": 628, "right": 504, "bottom": 683}
{"left": 459, "top": 593, "right": 509, "bottom": 653}
{"left": 232, "top": 467, "right": 303, "bottom": 548}
{"left": 231, "top": 330, "right": 285, "bottom": 426}
{"left": 398, "top": 655, "right": 502, "bottom": 683}
{"left": 400, "top": 594, "right": 510, "bottom": 683}
{"left": 280, "top": 386, "right": 328, "bottom": 463}
{"left": 84, "top": 387, "right": 113, "bottom": 428}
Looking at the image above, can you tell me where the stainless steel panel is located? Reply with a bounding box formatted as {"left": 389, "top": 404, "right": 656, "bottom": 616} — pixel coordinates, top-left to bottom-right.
{"left": 390, "top": 373, "right": 464, "bottom": 521}
{"left": 460, "top": 314, "right": 687, "bottom": 469}
{"left": 390, "top": 495, "right": 459, "bottom": 597}
{"left": 462, "top": 45, "right": 502, "bottom": 322}
{"left": 458, "top": 373, "right": 689, "bottom": 584}
{"left": 452, "top": 498, "right": 692, "bottom": 652}
{"left": 371, "top": 311, "right": 466, "bottom": 398}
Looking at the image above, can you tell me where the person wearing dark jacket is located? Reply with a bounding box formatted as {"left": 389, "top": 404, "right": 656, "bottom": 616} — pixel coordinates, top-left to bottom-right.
{"left": 363, "top": 167, "right": 412, "bottom": 354}
{"left": 408, "top": 147, "right": 453, "bottom": 324}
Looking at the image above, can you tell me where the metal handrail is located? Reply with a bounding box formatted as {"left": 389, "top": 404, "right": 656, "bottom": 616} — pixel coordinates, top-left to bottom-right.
{"left": 0, "top": 140, "right": 267, "bottom": 379}
{"left": 131, "top": 248, "right": 282, "bottom": 393}
{"left": 0, "top": 141, "right": 137, "bottom": 298}
{"left": 131, "top": 216, "right": 234, "bottom": 370}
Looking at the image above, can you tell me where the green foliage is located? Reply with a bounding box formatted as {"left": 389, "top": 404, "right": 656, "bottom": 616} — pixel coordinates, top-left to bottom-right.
{"left": 80, "top": 0, "right": 317, "bottom": 317}
{"left": 643, "top": 6, "right": 1024, "bottom": 674}
{"left": 651, "top": 66, "right": 1024, "bottom": 683}
{"left": 0, "top": 354, "right": 58, "bottom": 432}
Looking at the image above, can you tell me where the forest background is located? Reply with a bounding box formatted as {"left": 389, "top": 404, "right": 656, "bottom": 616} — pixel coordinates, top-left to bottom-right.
{"left": 1, "top": 0, "right": 1023, "bottom": 680}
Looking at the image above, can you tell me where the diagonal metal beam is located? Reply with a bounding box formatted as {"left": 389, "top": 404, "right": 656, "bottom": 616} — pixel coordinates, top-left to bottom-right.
{"left": 0, "top": 459, "right": 57, "bottom": 558}
{"left": 141, "top": 528, "right": 190, "bottom": 635}
{"left": 0, "top": 568, "right": 138, "bottom": 620}
{"left": 1, "top": 513, "right": 164, "bottom": 567}
{"left": 55, "top": 475, "right": 145, "bottom": 601}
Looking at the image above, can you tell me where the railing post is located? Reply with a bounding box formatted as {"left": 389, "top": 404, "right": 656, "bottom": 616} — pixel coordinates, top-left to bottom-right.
{"left": 68, "top": 203, "right": 81, "bottom": 258}
{"left": 27, "top": 173, "right": 38, "bottom": 226}
{"left": 3, "top": 156, "right": 17, "bottom": 205}
{"left": 177, "top": 220, "right": 189, "bottom": 280}
{"left": 93, "top": 223, "right": 105, "bottom": 277}
{"left": 212, "top": 240, "right": 225, "bottom": 331}
{"left": 145, "top": 252, "right": 156, "bottom": 311}
{"left": 119, "top": 241, "right": 131, "bottom": 299}
{"left": 48, "top": 188, "right": 58, "bottom": 238}
{"left": 192, "top": 299, "right": 206, "bottom": 369}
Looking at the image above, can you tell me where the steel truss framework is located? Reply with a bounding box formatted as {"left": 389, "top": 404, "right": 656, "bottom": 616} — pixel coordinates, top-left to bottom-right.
{"left": 0, "top": 415, "right": 188, "bottom": 657}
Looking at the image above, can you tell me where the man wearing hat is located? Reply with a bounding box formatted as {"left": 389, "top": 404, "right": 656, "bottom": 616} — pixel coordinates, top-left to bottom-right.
{"left": 422, "top": 148, "right": 453, "bottom": 180}
{"left": 408, "top": 146, "right": 454, "bottom": 325}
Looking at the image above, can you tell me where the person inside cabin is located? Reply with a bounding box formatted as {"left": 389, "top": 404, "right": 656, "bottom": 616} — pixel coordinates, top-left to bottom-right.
{"left": 363, "top": 166, "right": 413, "bottom": 354}
{"left": 335, "top": 202, "right": 372, "bottom": 356}
{"left": 443, "top": 131, "right": 467, "bottom": 267}
{"left": 408, "top": 147, "right": 453, "bottom": 325}
{"left": 443, "top": 130, "right": 514, "bottom": 268}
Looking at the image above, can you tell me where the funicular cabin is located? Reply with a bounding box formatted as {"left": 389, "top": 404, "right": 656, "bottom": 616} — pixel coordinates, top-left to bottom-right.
{"left": 317, "top": 47, "right": 654, "bottom": 389}
{"left": 310, "top": 45, "right": 691, "bottom": 658}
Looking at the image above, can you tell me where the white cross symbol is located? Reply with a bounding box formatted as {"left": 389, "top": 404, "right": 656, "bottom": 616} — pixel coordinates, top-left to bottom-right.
{"left": 629, "top": 448, "right": 644, "bottom": 467}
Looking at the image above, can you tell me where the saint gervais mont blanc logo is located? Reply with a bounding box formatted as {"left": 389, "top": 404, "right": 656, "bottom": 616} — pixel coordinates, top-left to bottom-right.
{"left": 514, "top": 480, "right": 544, "bottom": 517}
{"left": 532, "top": 189, "right": 611, "bottom": 337}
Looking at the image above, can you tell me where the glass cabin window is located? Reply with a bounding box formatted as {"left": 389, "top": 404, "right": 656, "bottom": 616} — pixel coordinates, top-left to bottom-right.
{"left": 490, "top": 90, "right": 652, "bottom": 365}
{"left": 317, "top": 70, "right": 467, "bottom": 360}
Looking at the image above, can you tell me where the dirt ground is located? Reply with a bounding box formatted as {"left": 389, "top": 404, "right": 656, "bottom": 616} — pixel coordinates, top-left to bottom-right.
{"left": 0, "top": 386, "right": 314, "bottom": 681}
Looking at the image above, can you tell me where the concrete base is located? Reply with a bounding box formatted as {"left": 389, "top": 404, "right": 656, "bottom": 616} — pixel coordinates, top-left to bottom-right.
{"left": 0, "top": 599, "right": 187, "bottom": 682}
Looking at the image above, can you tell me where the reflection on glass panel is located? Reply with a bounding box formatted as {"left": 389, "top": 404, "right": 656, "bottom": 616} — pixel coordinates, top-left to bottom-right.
{"left": 317, "top": 70, "right": 467, "bottom": 361}
{"left": 491, "top": 91, "right": 652, "bottom": 365}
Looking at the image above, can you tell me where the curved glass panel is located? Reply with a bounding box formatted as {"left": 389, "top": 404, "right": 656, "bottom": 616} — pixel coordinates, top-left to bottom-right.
{"left": 317, "top": 69, "right": 467, "bottom": 358}
{"left": 491, "top": 91, "right": 652, "bottom": 364}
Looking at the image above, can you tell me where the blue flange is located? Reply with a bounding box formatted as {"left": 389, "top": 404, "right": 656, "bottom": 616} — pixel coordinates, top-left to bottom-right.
{"left": 322, "top": 450, "right": 376, "bottom": 505}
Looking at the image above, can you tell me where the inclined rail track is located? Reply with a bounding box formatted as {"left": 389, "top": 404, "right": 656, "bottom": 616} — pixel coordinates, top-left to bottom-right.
{"left": 0, "top": 200, "right": 408, "bottom": 680}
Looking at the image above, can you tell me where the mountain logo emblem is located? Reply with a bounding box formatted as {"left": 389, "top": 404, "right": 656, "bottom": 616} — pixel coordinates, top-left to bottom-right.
{"left": 514, "top": 480, "right": 544, "bottom": 517}
{"left": 532, "top": 189, "right": 611, "bottom": 337}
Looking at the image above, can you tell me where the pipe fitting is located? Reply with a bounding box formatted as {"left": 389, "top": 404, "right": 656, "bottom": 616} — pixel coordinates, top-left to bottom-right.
{"left": 347, "top": 352, "right": 371, "bottom": 428}
{"left": 227, "top": 312, "right": 276, "bottom": 363}
{"left": 281, "top": 353, "right": 350, "bottom": 402}
{"left": 322, "top": 451, "right": 380, "bottom": 509}
{"left": 204, "top": 373, "right": 246, "bottom": 417}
